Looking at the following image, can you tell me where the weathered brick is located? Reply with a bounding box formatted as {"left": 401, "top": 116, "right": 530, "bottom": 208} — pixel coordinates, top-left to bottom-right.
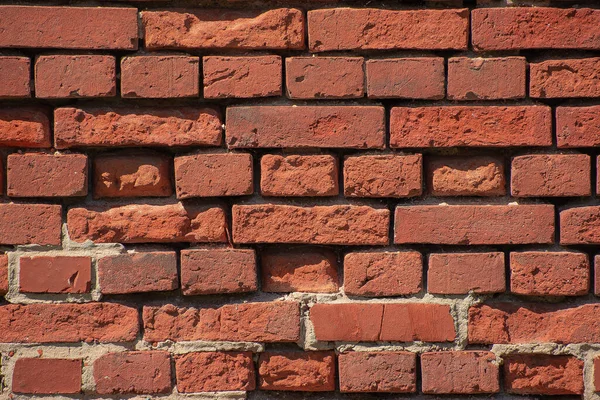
{"left": 427, "top": 156, "right": 506, "bottom": 196}
{"left": 19, "top": 256, "right": 91, "bottom": 294}
{"left": 233, "top": 205, "right": 389, "bottom": 245}
{"left": 366, "top": 58, "right": 444, "bottom": 99}
{"left": 308, "top": 8, "right": 468, "bottom": 51}
{"left": 390, "top": 106, "right": 552, "bottom": 148}
{"left": 174, "top": 153, "right": 253, "bottom": 198}
{"left": 0, "top": 254, "right": 8, "bottom": 296}
{"left": 0, "top": 57, "right": 30, "bottom": 98}
{"left": 0, "top": 204, "right": 61, "bottom": 245}
{"left": 511, "top": 154, "right": 590, "bottom": 197}
{"left": 261, "top": 154, "right": 338, "bottom": 197}
{"left": 286, "top": 57, "right": 364, "bottom": 99}
{"left": 181, "top": 248, "right": 257, "bottom": 295}
{"left": 204, "top": 56, "right": 282, "bottom": 99}
{"left": 594, "top": 356, "right": 600, "bottom": 391}
{"left": 510, "top": 252, "right": 589, "bottom": 296}
{"left": 226, "top": 106, "right": 385, "bottom": 149}
{"left": 338, "top": 352, "right": 416, "bottom": 393}
{"left": 469, "top": 303, "right": 600, "bottom": 344}
{"left": 143, "top": 302, "right": 300, "bottom": 342}
{"left": 258, "top": 352, "right": 335, "bottom": 391}
{"left": 54, "top": 107, "right": 221, "bottom": 149}
{"left": 67, "top": 204, "right": 227, "bottom": 244}
{"left": 472, "top": 8, "right": 600, "bottom": 50}
{"left": 310, "top": 303, "right": 455, "bottom": 342}
{"left": 344, "top": 251, "right": 422, "bottom": 297}
{"left": 395, "top": 205, "right": 555, "bottom": 245}
{"left": 94, "top": 351, "right": 171, "bottom": 395}
{"left": 531, "top": 58, "right": 600, "bottom": 98}
{"left": 13, "top": 358, "right": 81, "bottom": 394}
{"left": 0, "top": 6, "right": 138, "bottom": 49}
{"left": 98, "top": 251, "right": 178, "bottom": 294}
{"left": 0, "top": 303, "right": 138, "bottom": 343}
{"left": 0, "top": 108, "right": 50, "bottom": 148}
{"left": 447, "top": 57, "right": 526, "bottom": 100}
{"left": 561, "top": 206, "right": 600, "bottom": 244}
{"left": 504, "top": 355, "right": 584, "bottom": 395}
{"left": 557, "top": 106, "right": 600, "bottom": 147}
{"left": 421, "top": 351, "right": 499, "bottom": 394}
{"left": 121, "top": 56, "right": 199, "bottom": 98}
{"left": 142, "top": 8, "right": 304, "bottom": 50}
{"left": 344, "top": 154, "right": 422, "bottom": 198}
{"left": 176, "top": 352, "right": 255, "bottom": 392}
{"left": 35, "top": 55, "right": 115, "bottom": 98}
{"left": 428, "top": 253, "right": 505, "bottom": 295}
{"left": 261, "top": 248, "right": 339, "bottom": 293}
{"left": 93, "top": 154, "right": 172, "bottom": 198}
{"left": 7, "top": 153, "right": 88, "bottom": 197}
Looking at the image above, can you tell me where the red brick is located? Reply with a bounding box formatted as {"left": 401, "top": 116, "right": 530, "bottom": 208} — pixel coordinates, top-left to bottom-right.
{"left": 344, "top": 252, "right": 422, "bottom": 297}
{"left": 94, "top": 351, "right": 171, "bottom": 395}
{"left": 204, "top": 56, "right": 282, "bottom": 99}
{"left": 421, "top": 351, "right": 499, "bottom": 394}
{"left": 448, "top": 57, "right": 526, "bottom": 100}
{"left": 472, "top": 8, "right": 600, "bottom": 50}
{"left": 338, "top": 352, "right": 416, "bottom": 393}
{"left": 0, "top": 303, "right": 138, "bottom": 343}
{"left": 557, "top": 106, "right": 600, "bottom": 147}
{"left": 142, "top": 8, "right": 304, "bottom": 50}
{"left": 390, "top": 106, "right": 552, "bottom": 148}
{"left": 0, "top": 6, "right": 138, "bottom": 50}
{"left": 176, "top": 352, "right": 255, "bottom": 392}
{"left": 0, "top": 57, "right": 30, "bottom": 98}
{"left": 13, "top": 358, "right": 81, "bottom": 394}
{"left": 226, "top": 106, "right": 385, "bottom": 149}
{"left": 344, "top": 155, "right": 422, "bottom": 198}
{"left": 511, "top": 154, "right": 590, "bottom": 197}
{"left": 98, "top": 251, "right": 178, "bottom": 294}
{"left": 259, "top": 352, "right": 335, "bottom": 391}
{"left": 35, "top": 55, "right": 115, "bottom": 98}
{"left": 510, "top": 252, "right": 589, "bottom": 296}
{"left": 19, "top": 256, "right": 91, "bottom": 294}
{"left": 233, "top": 205, "right": 389, "bottom": 245}
{"left": 366, "top": 58, "right": 444, "bottom": 99}
{"left": 174, "top": 153, "right": 253, "bottom": 198}
{"left": 504, "top": 355, "right": 584, "bottom": 395}
{"left": 286, "top": 57, "right": 364, "bottom": 99}
{"left": 428, "top": 253, "right": 505, "bottom": 295}
{"left": 427, "top": 156, "right": 506, "bottom": 196}
{"left": 7, "top": 153, "right": 88, "bottom": 197}
{"left": 54, "top": 107, "right": 221, "bottom": 149}
{"left": 261, "top": 154, "right": 338, "bottom": 197}
{"left": 310, "top": 303, "right": 455, "bottom": 342}
{"left": 261, "top": 248, "right": 339, "bottom": 293}
{"left": 561, "top": 206, "right": 600, "bottom": 244}
{"left": 121, "top": 56, "right": 199, "bottom": 98}
{"left": 468, "top": 303, "right": 600, "bottom": 344}
{"left": 0, "top": 204, "right": 61, "bottom": 245}
{"left": 0, "top": 254, "right": 7, "bottom": 296}
{"left": 531, "top": 58, "right": 600, "bottom": 98}
{"left": 0, "top": 108, "right": 50, "bottom": 148}
{"left": 143, "top": 302, "right": 299, "bottom": 342}
{"left": 67, "top": 203, "right": 227, "bottom": 244}
{"left": 93, "top": 154, "right": 172, "bottom": 198}
{"left": 181, "top": 248, "right": 257, "bottom": 295}
{"left": 594, "top": 356, "right": 600, "bottom": 391}
{"left": 395, "top": 205, "right": 554, "bottom": 245}
{"left": 308, "top": 8, "right": 468, "bottom": 51}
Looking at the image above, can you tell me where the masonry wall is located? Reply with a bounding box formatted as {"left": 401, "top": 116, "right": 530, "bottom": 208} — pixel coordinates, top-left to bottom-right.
{"left": 0, "top": 0, "right": 599, "bottom": 398}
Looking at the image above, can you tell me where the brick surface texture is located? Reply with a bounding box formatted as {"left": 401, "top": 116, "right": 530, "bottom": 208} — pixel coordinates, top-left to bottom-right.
{"left": 0, "top": 2, "right": 599, "bottom": 399}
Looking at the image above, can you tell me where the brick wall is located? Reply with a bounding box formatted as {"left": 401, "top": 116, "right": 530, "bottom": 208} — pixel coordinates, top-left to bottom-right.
{"left": 0, "top": 0, "right": 599, "bottom": 398}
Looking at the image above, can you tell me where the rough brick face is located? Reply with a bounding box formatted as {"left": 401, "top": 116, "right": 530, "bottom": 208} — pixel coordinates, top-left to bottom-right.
{"left": 0, "top": 57, "right": 30, "bottom": 98}
{"left": 121, "top": 56, "right": 199, "bottom": 98}
{"left": 7, "top": 153, "right": 88, "bottom": 197}
{"left": 338, "top": 352, "right": 416, "bottom": 393}
{"left": 427, "top": 156, "right": 506, "bottom": 196}
{"left": 261, "top": 154, "right": 338, "bottom": 197}
{"left": 530, "top": 58, "right": 600, "bottom": 98}
{"left": 366, "top": 58, "right": 444, "bottom": 99}
{"left": 35, "top": 55, "right": 116, "bottom": 98}
{"left": 259, "top": 352, "right": 336, "bottom": 391}
{"left": 13, "top": 358, "right": 81, "bottom": 394}
{"left": 428, "top": 252, "right": 505, "bottom": 294}
{"left": 557, "top": 106, "right": 600, "bottom": 147}
{"left": 176, "top": 352, "right": 255, "bottom": 392}
{"left": 0, "top": 204, "right": 62, "bottom": 245}
{"left": 504, "top": 355, "right": 584, "bottom": 395}
{"left": 204, "top": 56, "right": 282, "bottom": 99}
{"left": 560, "top": 206, "right": 600, "bottom": 244}
{"left": 19, "top": 256, "right": 91, "bottom": 294}
{"left": 0, "top": 108, "right": 51, "bottom": 148}
{"left": 286, "top": 57, "right": 364, "bottom": 99}
{"left": 0, "top": 255, "right": 8, "bottom": 296}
